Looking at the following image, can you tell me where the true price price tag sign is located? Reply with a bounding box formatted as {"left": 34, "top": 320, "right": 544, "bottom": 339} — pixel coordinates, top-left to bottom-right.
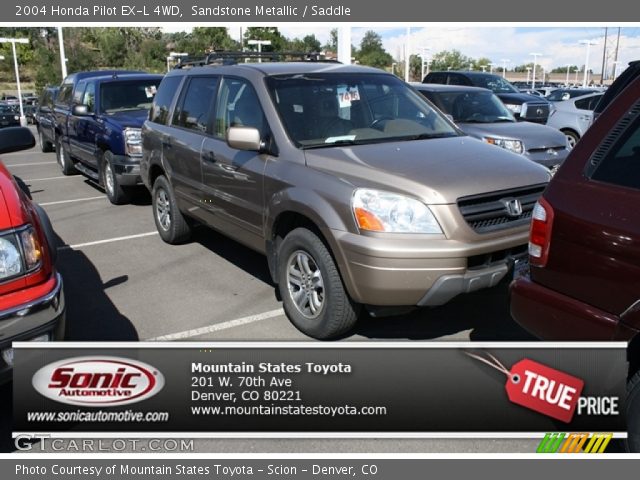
{"left": 466, "top": 352, "right": 584, "bottom": 423}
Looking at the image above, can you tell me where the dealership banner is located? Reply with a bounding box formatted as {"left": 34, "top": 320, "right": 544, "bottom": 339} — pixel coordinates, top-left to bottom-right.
{"left": 12, "top": 342, "right": 627, "bottom": 436}
{"left": 4, "top": 459, "right": 640, "bottom": 480}
{"left": 5, "top": 0, "right": 639, "bottom": 22}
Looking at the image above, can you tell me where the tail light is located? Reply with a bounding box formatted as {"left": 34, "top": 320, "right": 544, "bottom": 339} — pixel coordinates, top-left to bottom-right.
{"left": 528, "top": 197, "right": 554, "bottom": 267}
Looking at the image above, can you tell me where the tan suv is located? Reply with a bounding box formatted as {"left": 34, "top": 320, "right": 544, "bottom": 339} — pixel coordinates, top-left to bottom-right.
{"left": 141, "top": 55, "right": 550, "bottom": 339}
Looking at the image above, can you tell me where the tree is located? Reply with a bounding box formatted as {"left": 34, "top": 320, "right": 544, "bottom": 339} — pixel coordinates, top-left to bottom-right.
{"left": 356, "top": 31, "right": 392, "bottom": 69}
{"left": 243, "top": 27, "right": 286, "bottom": 52}
{"left": 430, "top": 50, "right": 473, "bottom": 72}
{"left": 551, "top": 65, "right": 579, "bottom": 74}
{"left": 324, "top": 28, "right": 338, "bottom": 52}
{"left": 287, "top": 34, "right": 321, "bottom": 53}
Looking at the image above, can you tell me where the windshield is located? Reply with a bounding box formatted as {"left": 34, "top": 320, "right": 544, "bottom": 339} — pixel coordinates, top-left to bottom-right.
{"left": 266, "top": 73, "right": 459, "bottom": 148}
{"left": 470, "top": 75, "right": 519, "bottom": 94}
{"left": 427, "top": 90, "right": 515, "bottom": 123}
{"left": 0, "top": 105, "right": 15, "bottom": 114}
{"left": 100, "top": 80, "right": 160, "bottom": 114}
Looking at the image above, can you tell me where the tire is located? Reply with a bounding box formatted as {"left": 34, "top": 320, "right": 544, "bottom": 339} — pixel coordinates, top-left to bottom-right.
{"left": 13, "top": 175, "right": 32, "bottom": 199}
{"left": 626, "top": 369, "right": 640, "bottom": 452}
{"left": 152, "top": 175, "right": 191, "bottom": 244}
{"left": 276, "top": 228, "right": 360, "bottom": 339}
{"left": 39, "top": 130, "right": 53, "bottom": 153}
{"left": 562, "top": 129, "right": 580, "bottom": 149}
{"left": 55, "top": 138, "right": 76, "bottom": 175}
{"left": 101, "top": 151, "right": 131, "bottom": 205}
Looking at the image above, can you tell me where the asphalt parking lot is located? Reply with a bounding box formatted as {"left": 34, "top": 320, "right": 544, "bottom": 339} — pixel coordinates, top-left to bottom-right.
{"left": 0, "top": 125, "right": 545, "bottom": 452}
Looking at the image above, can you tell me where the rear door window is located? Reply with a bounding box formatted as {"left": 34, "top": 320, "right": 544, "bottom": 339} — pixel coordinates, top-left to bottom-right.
{"left": 171, "top": 76, "right": 217, "bottom": 133}
{"left": 150, "top": 76, "right": 182, "bottom": 125}
{"left": 590, "top": 114, "right": 640, "bottom": 190}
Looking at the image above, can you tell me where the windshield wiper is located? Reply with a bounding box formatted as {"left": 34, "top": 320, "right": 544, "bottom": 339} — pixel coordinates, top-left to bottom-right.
{"left": 401, "top": 132, "right": 458, "bottom": 140}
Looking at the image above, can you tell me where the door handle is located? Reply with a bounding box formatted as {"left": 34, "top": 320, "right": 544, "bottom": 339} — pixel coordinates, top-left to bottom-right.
{"left": 203, "top": 150, "right": 217, "bottom": 163}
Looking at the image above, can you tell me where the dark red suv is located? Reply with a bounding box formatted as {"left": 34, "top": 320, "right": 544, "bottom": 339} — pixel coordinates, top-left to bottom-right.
{"left": 509, "top": 62, "right": 640, "bottom": 450}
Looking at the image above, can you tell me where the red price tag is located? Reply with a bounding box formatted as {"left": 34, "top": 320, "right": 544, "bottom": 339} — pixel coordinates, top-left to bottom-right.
{"left": 465, "top": 351, "right": 585, "bottom": 424}
{"left": 506, "top": 359, "right": 584, "bottom": 423}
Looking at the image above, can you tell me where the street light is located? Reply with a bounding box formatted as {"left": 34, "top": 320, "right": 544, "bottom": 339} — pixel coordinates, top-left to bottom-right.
{"left": 488, "top": 63, "right": 494, "bottom": 74}
{"left": 530, "top": 52, "right": 542, "bottom": 89}
{"left": 579, "top": 39, "right": 598, "bottom": 87}
{"left": 480, "top": 65, "right": 487, "bottom": 72}
{"left": 565, "top": 64, "right": 572, "bottom": 86}
{"left": 526, "top": 67, "right": 531, "bottom": 84}
{"left": 0, "top": 37, "right": 29, "bottom": 126}
{"left": 501, "top": 58, "right": 510, "bottom": 78}
{"left": 247, "top": 39, "right": 272, "bottom": 62}
{"left": 419, "top": 47, "right": 431, "bottom": 79}
{"left": 612, "top": 60, "right": 621, "bottom": 81}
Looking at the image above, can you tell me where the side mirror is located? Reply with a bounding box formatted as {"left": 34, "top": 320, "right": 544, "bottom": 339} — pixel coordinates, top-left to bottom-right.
{"left": 72, "top": 104, "right": 90, "bottom": 116}
{"left": 0, "top": 127, "right": 35, "bottom": 154}
{"left": 226, "top": 126, "right": 262, "bottom": 151}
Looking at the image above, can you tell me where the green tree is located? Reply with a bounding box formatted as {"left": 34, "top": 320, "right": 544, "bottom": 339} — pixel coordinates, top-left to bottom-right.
{"left": 430, "top": 50, "right": 473, "bottom": 72}
{"left": 324, "top": 29, "right": 338, "bottom": 52}
{"left": 243, "top": 27, "right": 286, "bottom": 53}
{"left": 356, "top": 31, "right": 392, "bottom": 69}
{"left": 552, "top": 65, "right": 579, "bottom": 74}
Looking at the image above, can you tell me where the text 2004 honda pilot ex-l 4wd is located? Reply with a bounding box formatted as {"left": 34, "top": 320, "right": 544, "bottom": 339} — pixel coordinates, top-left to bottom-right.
{"left": 141, "top": 58, "right": 550, "bottom": 339}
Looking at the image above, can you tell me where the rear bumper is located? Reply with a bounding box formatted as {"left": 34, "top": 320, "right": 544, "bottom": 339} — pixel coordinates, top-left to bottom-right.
{"left": 0, "top": 272, "right": 65, "bottom": 383}
{"left": 510, "top": 275, "right": 632, "bottom": 340}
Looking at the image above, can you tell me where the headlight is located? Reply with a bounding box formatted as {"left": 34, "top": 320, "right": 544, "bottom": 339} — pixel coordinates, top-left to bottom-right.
{"left": 505, "top": 104, "right": 522, "bottom": 114}
{"left": 13, "top": 115, "right": 19, "bottom": 121}
{"left": 124, "top": 128, "right": 142, "bottom": 156}
{"left": 352, "top": 189, "right": 443, "bottom": 234}
{"left": 0, "top": 226, "right": 42, "bottom": 281}
{"left": 483, "top": 137, "right": 524, "bottom": 155}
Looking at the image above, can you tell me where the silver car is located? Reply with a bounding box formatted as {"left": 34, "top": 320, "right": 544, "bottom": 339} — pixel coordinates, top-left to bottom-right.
{"left": 545, "top": 92, "right": 604, "bottom": 148}
{"left": 413, "top": 83, "right": 570, "bottom": 170}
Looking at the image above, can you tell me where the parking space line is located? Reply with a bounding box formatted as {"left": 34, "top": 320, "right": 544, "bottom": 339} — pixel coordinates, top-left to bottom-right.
{"left": 40, "top": 196, "right": 105, "bottom": 206}
{"left": 148, "top": 308, "right": 285, "bottom": 341}
{"left": 5, "top": 161, "right": 57, "bottom": 167}
{"left": 59, "top": 231, "right": 159, "bottom": 250}
{"left": 25, "top": 176, "right": 75, "bottom": 182}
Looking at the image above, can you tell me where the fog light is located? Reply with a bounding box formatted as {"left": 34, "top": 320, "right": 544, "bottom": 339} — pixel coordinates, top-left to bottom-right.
{"left": 2, "top": 333, "right": 51, "bottom": 367}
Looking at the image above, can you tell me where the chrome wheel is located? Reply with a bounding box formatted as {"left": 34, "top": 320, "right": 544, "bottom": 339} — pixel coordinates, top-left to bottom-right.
{"left": 57, "top": 144, "right": 66, "bottom": 168}
{"left": 155, "top": 188, "right": 171, "bottom": 231}
{"left": 104, "top": 161, "right": 115, "bottom": 197}
{"left": 286, "top": 250, "right": 325, "bottom": 319}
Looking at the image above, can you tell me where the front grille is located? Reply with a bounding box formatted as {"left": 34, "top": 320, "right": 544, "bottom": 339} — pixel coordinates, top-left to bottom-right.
{"left": 457, "top": 184, "right": 547, "bottom": 233}
{"left": 527, "top": 145, "right": 566, "bottom": 154}
{"left": 521, "top": 102, "right": 550, "bottom": 123}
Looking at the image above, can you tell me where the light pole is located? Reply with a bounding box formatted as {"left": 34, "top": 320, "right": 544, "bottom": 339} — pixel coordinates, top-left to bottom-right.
{"left": 530, "top": 52, "right": 542, "bottom": 89}
{"left": 57, "top": 27, "right": 67, "bottom": 79}
{"left": 612, "top": 60, "right": 621, "bottom": 81}
{"left": 501, "top": 58, "right": 510, "bottom": 78}
{"left": 166, "top": 52, "right": 188, "bottom": 72}
{"left": 419, "top": 47, "right": 430, "bottom": 79}
{"left": 0, "top": 37, "right": 29, "bottom": 126}
{"left": 579, "top": 39, "right": 598, "bottom": 87}
{"left": 247, "top": 39, "right": 271, "bottom": 62}
{"left": 488, "top": 63, "right": 494, "bottom": 74}
{"left": 526, "top": 67, "right": 531, "bottom": 84}
{"left": 392, "top": 62, "right": 397, "bottom": 75}
{"left": 480, "top": 65, "right": 487, "bottom": 72}
{"left": 565, "top": 64, "right": 572, "bottom": 86}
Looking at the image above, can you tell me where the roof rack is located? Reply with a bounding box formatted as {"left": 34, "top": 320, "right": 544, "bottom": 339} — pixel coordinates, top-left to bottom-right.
{"left": 174, "top": 51, "right": 340, "bottom": 69}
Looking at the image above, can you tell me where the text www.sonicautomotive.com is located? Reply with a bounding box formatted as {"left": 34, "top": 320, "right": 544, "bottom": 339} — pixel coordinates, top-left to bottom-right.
{"left": 27, "top": 410, "right": 169, "bottom": 422}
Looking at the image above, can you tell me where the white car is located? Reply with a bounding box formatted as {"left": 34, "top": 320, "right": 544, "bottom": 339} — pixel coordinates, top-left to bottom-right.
{"left": 546, "top": 92, "right": 603, "bottom": 148}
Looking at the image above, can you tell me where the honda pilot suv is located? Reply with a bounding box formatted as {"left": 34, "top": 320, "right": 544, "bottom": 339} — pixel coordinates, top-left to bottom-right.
{"left": 141, "top": 56, "right": 550, "bottom": 339}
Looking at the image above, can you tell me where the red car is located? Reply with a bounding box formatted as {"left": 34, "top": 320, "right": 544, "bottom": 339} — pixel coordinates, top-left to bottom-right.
{"left": 0, "top": 127, "right": 65, "bottom": 382}
{"left": 510, "top": 63, "right": 640, "bottom": 450}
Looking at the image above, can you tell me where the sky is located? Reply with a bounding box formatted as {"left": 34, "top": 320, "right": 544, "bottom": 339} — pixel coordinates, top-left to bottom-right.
{"left": 165, "top": 25, "right": 640, "bottom": 75}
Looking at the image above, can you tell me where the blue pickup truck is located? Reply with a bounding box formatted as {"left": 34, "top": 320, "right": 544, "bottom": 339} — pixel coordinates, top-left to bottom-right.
{"left": 53, "top": 71, "right": 163, "bottom": 204}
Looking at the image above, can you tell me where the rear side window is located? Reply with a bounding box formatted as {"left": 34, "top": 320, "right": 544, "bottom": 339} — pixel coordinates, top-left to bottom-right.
{"left": 150, "top": 76, "right": 182, "bottom": 125}
{"left": 171, "top": 76, "right": 217, "bottom": 132}
{"left": 591, "top": 114, "right": 640, "bottom": 190}
{"left": 575, "top": 95, "right": 602, "bottom": 111}
{"left": 56, "top": 84, "right": 73, "bottom": 106}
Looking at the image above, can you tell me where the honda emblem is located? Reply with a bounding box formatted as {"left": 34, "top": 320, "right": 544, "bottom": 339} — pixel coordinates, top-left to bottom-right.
{"left": 503, "top": 198, "right": 523, "bottom": 217}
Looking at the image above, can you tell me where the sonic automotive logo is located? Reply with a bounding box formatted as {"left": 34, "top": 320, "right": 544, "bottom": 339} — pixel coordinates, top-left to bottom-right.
{"left": 32, "top": 357, "right": 164, "bottom": 406}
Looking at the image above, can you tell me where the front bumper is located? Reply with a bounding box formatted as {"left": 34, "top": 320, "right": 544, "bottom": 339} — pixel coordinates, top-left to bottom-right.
{"left": 0, "top": 272, "right": 65, "bottom": 383}
{"left": 524, "top": 148, "right": 570, "bottom": 169}
{"left": 110, "top": 153, "right": 142, "bottom": 186}
{"left": 331, "top": 228, "right": 528, "bottom": 306}
{"left": 510, "top": 274, "right": 630, "bottom": 340}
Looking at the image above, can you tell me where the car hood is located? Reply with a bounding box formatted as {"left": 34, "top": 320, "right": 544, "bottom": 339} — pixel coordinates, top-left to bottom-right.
{"left": 460, "top": 122, "right": 568, "bottom": 149}
{"left": 0, "top": 161, "right": 28, "bottom": 230}
{"left": 102, "top": 109, "right": 148, "bottom": 128}
{"left": 496, "top": 92, "right": 548, "bottom": 104}
{"left": 303, "top": 136, "right": 550, "bottom": 205}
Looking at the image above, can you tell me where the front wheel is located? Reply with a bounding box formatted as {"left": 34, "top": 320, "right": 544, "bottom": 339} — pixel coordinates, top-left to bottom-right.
{"left": 101, "top": 151, "right": 131, "bottom": 205}
{"left": 152, "top": 175, "right": 192, "bottom": 244}
{"left": 39, "top": 130, "right": 53, "bottom": 153}
{"left": 562, "top": 129, "right": 580, "bottom": 149}
{"left": 277, "top": 228, "right": 360, "bottom": 339}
